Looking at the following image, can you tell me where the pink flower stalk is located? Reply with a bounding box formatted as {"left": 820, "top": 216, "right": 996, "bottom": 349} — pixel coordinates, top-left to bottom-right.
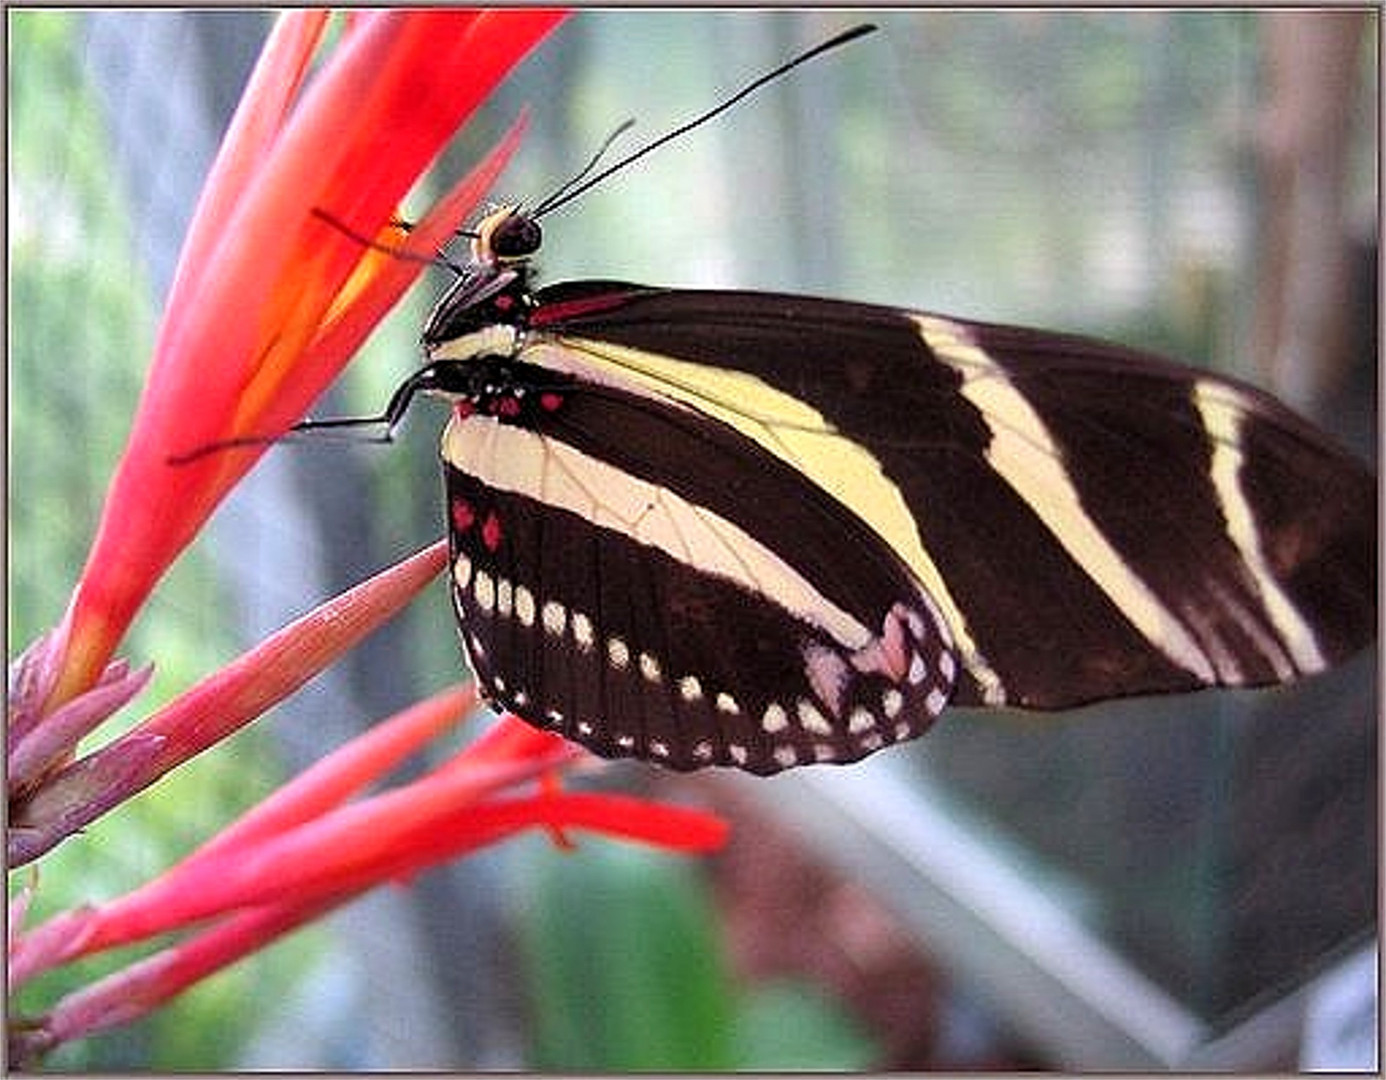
{"left": 8, "top": 687, "right": 728, "bottom": 1063}
{"left": 9, "top": 541, "right": 451, "bottom": 867}
{"left": 44, "top": 9, "right": 564, "bottom": 713}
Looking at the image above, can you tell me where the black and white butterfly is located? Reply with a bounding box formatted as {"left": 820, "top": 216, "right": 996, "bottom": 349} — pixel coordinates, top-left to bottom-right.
{"left": 299, "top": 26, "right": 1376, "bottom": 775}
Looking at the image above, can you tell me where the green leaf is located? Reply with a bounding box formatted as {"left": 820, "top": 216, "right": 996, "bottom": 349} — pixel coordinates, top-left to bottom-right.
{"left": 734, "top": 980, "right": 880, "bottom": 1071}
{"left": 516, "top": 837, "right": 737, "bottom": 1070}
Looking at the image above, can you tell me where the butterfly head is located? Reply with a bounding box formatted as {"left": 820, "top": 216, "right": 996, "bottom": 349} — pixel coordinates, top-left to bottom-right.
{"left": 473, "top": 205, "right": 543, "bottom": 266}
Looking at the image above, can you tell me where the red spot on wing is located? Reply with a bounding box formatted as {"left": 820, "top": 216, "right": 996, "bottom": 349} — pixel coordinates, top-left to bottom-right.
{"left": 454, "top": 400, "right": 475, "bottom": 421}
{"left": 452, "top": 498, "right": 476, "bottom": 533}
{"left": 540, "top": 392, "right": 564, "bottom": 412}
{"left": 481, "top": 510, "right": 503, "bottom": 552}
{"left": 531, "top": 289, "right": 639, "bottom": 326}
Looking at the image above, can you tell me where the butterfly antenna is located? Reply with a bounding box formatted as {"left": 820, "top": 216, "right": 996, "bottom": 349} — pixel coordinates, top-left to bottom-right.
{"left": 531, "top": 23, "right": 876, "bottom": 221}
{"left": 531, "top": 118, "right": 638, "bottom": 217}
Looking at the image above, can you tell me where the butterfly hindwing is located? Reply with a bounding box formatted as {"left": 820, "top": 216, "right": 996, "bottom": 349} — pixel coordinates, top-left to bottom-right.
{"left": 442, "top": 369, "right": 956, "bottom": 774}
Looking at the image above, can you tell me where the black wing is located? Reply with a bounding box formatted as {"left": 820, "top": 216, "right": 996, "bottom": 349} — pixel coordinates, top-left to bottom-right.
{"left": 523, "top": 282, "right": 1376, "bottom": 711}
{"left": 442, "top": 372, "right": 956, "bottom": 774}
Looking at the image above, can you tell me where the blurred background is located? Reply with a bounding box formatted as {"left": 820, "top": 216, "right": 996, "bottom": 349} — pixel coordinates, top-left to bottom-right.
{"left": 9, "top": 9, "right": 1377, "bottom": 1070}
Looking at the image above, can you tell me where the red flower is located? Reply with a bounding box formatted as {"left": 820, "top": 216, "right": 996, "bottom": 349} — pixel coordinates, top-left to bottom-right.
{"left": 9, "top": 12, "right": 732, "bottom": 1063}
{"left": 8, "top": 3, "right": 561, "bottom": 847}
{"left": 9, "top": 687, "right": 727, "bottom": 1063}
{"left": 44, "top": 9, "right": 563, "bottom": 713}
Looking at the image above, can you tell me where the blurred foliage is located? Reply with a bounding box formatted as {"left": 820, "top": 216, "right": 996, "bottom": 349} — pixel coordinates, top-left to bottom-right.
{"left": 515, "top": 838, "right": 879, "bottom": 1070}
{"left": 476, "top": 9, "right": 1295, "bottom": 367}
{"left": 9, "top": 9, "right": 155, "bottom": 649}
{"left": 734, "top": 981, "right": 878, "bottom": 1069}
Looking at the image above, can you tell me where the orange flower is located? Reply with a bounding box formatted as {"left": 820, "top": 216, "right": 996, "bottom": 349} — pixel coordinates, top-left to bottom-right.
{"left": 8, "top": 14, "right": 735, "bottom": 1063}
{"left": 45, "top": 9, "right": 564, "bottom": 712}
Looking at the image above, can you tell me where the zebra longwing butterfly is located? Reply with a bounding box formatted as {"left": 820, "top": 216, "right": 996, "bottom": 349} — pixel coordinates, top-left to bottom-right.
{"left": 303, "top": 30, "right": 1376, "bottom": 776}
{"left": 342, "top": 200, "right": 1372, "bottom": 776}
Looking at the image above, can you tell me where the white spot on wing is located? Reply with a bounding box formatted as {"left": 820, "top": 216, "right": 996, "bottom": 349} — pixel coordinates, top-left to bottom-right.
{"left": 474, "top": 570, "right": 495, "bottom": 613}
{"left": 571, "top": 612, "right": 595, "bottom": 651}
{"left": 796, "top": 698, "right": 832, "bottom": 736}
{"left": 514, "top": 585, "right": 536, "bottom": 627}
{"left": 541, "top": 600, "right": 567, "bottom": 637}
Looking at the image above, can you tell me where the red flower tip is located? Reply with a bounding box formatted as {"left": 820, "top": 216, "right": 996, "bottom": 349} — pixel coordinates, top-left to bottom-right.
{"left": 10, "top": 696, "right": 727, "bottom": 989}
{"left": 41, "top": 10, "right": 565, "bottom": 712}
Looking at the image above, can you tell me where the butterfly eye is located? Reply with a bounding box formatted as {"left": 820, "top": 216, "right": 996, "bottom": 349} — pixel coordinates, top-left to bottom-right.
{"left": 489, "top": 213, "right": 542, "bottom": 261}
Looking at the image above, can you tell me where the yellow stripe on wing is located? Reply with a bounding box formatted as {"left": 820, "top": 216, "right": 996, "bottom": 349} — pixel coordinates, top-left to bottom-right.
{"left": 521, "top": 335, "right": 1008, "bottom": 704}
{"left": 913, "top": 314, "right": 1220, "bottom": 686}
{"left": 442, "top": 412, "right": 875, "bottom": 652}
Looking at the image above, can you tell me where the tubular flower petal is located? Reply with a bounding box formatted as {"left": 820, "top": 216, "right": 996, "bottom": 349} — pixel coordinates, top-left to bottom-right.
{"left": 10, "top": 702, "right": 727, "bottom": 991}
{"left": 8, "top": 662, "right": 154, "bottom": 800}
{"left": 180, "top": 684, "right": 479, "bottom": 872}
{"left": 46, "top": 9, "right": 564, "bottom": 710}
{"left": 9, "top": 542, "right": 449, "bottom": 867}
{"left": 12, "top": 897, "right": 343, "bottom": 1069}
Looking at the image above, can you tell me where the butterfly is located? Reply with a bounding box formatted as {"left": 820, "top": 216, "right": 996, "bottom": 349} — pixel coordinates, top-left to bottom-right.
{"left": 295, "top": 26, "right": 1376, "bottom": 775}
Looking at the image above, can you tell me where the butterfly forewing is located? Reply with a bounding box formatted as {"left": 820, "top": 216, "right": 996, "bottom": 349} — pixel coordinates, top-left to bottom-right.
{"left": 441, "top": 372, "right": 957, "bottom": 774}
{"left": 518, "top": 283, "right": 1376, "bottom": 711}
